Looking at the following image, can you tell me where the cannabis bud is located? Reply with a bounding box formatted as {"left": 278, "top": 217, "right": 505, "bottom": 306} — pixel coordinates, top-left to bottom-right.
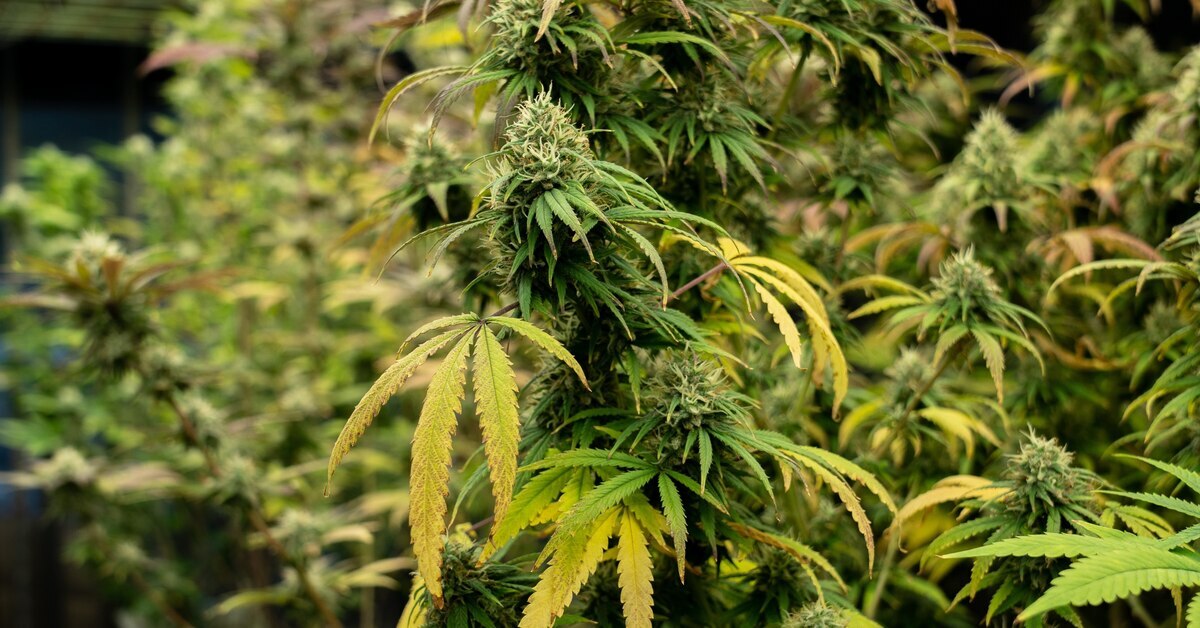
{"left": 783, "top": 601, "right": 848, "bottom": 628}
{"left": 646, "top": 354, "right": 749, "bottom": 430}
{"left": 496, "top": 92, "right": 593, "bottom": 193}
{"left": 485, "top": 0, "right": 607, "bottom": 86}
{"left": 1004, "top": 430, "right": 1095, "bottom": 521}
{"left": 1021, "top": 110, "right": 1097, "bottom": 183}
{"left": 931, "top": 248, "right": 1003, "bottom": 321}
{"left": 957, "top": 109, "right": 1023, "bottom": 207}
{"left": 886, "top": 348, "right": 936, "bottom": 400}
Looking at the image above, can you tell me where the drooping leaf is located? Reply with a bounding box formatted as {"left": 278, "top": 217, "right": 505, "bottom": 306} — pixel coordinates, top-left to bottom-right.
{"left": 616, "top": 510, "right": 655, "bottom": 628}
{"left": 409, "top": 333, "right": 473, "bottom": 606}
{"left": 326, "top": 328, "right": 467, "bottom": 494}
{"left": 520, "top": 507, "right": 620, "bottom": 628}
{"left": 473, "top": 325, "right": 522, "bottom": 528}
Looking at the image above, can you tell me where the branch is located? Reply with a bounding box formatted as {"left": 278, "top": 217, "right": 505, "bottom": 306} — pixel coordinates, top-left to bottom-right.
{"left": 668, "top": 262, "right": 728, "bottom": 302}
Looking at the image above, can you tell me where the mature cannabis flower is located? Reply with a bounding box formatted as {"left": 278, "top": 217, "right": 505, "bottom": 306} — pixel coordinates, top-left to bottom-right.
{"left": 60, "top": 232, "right": 159, "bottom": 375}
{"left": 783, "top": 601, "right": 848, "bottom": 628}
{"left": 391, "top": 130, "right": 471, "bottom": 228}
{"left": 931, "top": 248, "right": 1003, "bottom": 320}
{"left": 957, "top": 109, "right": 1023, "bottom": 204}
{"left": 425, "top": 542, "right": 533, "bottom": 627}
{"left": 1113, "top": 27, "right": 1171, "bottom": 92}
{"left": 1021, "top": 109, "right": 1097, "bottom": 182}
{"left": 1004, "top": 431, "right": 1095, "bottom": 520}
{"left": 496, "top": 92, "right": 594, "bottom": 193}
{"left": 886, "top": 348, "right": 935, "bottom": 400}
{"left": 645, "top": 354, "right": 749, "bottom": 430}
{"left": 822, "top": 133, "right": 893, "bottom": 207}
{"left": 33, "top": 447, "right": 97, "bottom": 490}
{"left": 485, "top": 0, "right": 607, "bottom": 79}
{"left": 1170, "top": 46, "right": 1200, "bottom": 120}
{"left": 70, "top": 230, "right": 124, "bottom": 273}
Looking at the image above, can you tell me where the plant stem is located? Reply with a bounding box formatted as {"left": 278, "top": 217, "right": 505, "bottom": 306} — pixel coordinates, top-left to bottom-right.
{"left": 863, "top": 531, "right": 899, "bottom": 619}
{"left": 488, "top": 301, "right": 519, "bottom": 317}
{"left": 467, "top": 515, "right": 495, "bottom": 533}
{"left": 769, "top": 50, "right": 808, "bottom": 141}
{"left": 871, "top": 344, "right": 962, "bottom": 458}
{"left": 163, "top": 395, "right": 344, "bottom": 628}
{"left": 668, "top": 262, "right": 728, "bottom": 302}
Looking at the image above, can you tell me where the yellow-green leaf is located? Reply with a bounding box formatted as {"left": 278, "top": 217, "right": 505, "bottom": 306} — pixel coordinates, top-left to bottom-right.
{"left": 520, "top": 507, "right": 619, "bottom": 628}
{"left": 473, "top": 325, "right": 522, "bottom": 530}
{"left": 326, "top": 328, "right": 466, "bottom": 495}
{"left": 739, "top": 265, "right": 848, "bottom": 413}
{"left": 488, "top": 316, "right": 589, "bottom": 389}
{"left": 399, "top": 313, "right": 479, "bottom": 353}
{"left": 482, "top": 467, "right": 574, "bottom": 560}
{"left": 971, "top": 328, "right": 1006, "bottom": 403}
{"left": 749, "top": 278, "right": 805, "bottom": 368}
{"left": 410, "top": 332, "right": 473, "bottom": 606}
{"left": 657, "top": 474, "right": 688, "bottom": 582}
{"left": 616, "top": 510, "right": 655, "bottom": 628}
{"left": 728, "top": 522, "right": 846, "bottom": 591}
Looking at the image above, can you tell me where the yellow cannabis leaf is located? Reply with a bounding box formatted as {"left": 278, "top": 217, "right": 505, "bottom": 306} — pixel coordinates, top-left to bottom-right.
{"left": 410, "top": 332, "right": 472, "bottom": 606}
{"left": 327, "top": 311, "right": 591, "bottom": 607}
{"left": 896, "top": 475, "right": 1004, "bottom": 526}
{"left": 616, "top": 510, "right": 655, "bottom": 628}
{"left": 325, "top": 328, "right": 467, "bottom": 494}
{"left": 728, "top": 522, "right": 846, "bottom": 597}
{"left": 715, "top": 238, "right": 850, "bottom": 415}
{"left": 489, "top": 316, "right": 590, "bottom": 390}
{"left": 520, "top": 507, "right": 620, "bottom": 628}
{"left": 472, "top": 325, "right": 522, "bottom": 529}
{"left": 482, "top": 467, "right": 577, "bottom": 560}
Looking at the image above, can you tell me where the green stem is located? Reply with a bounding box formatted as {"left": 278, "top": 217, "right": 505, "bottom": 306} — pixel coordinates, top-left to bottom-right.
{"left": 769, "top": 51, "right": 809, "bottom": 141}
{"left": 863, "top": 531, "right": 899, "bottom": 619}
{"left": 872, "top": 344, "right": 962, "bottom": 458}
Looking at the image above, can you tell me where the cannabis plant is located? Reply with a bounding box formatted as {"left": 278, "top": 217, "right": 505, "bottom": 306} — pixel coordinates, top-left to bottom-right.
{"left": 8, "top": 0, "right": 1200, "bottom": 625}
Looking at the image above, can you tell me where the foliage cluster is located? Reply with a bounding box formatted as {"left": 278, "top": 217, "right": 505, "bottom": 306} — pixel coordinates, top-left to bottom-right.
{"left": 4, "top": 0, "right": 1200, "bottom": 626}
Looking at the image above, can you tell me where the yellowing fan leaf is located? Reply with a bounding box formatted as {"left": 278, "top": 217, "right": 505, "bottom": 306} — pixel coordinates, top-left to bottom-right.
{"left": 735, "top": 263, "right": 848, "bottom": 414}
{"left": 728, "top": 522, "right": 846, "bottom": 591}
{"left": 472, "top": 326, "right": 522, "bottom": 528}
{"left": 326, "top": 328, "right": 467, "bottom": 495}
{"left": 520, "top": 507, "right": 620, "bottom": 628}
{"left": 399, "top": 313, "right": 479, "bottom": 352}
{"left": 717, "top": 237, "right": 752, "bottom": 259}
{"left": 749, "top": 278, "right": 805, "bottom": 368}
{"left": 409, "top": 333, "right": 472, "bottom": 606}
{"left": 897, "top": 475, "right": 1003, "bottom": 525}
{"left": 482, "top": 467, "right": 574, "bottom": 560}
{"left": 971, "top": 328, "right": 1006, "bottom": 402}
{"left": 488, "top": 316, "right": 589, "bottom": 390}
{"left": 734, "top": 255, "right": 828, "bottom": 317}
{"left": 616, "top": 511, "right": 655, "bottom": 628}
{"left": 784, "top": 451, "right": 876, "bottom": 570}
